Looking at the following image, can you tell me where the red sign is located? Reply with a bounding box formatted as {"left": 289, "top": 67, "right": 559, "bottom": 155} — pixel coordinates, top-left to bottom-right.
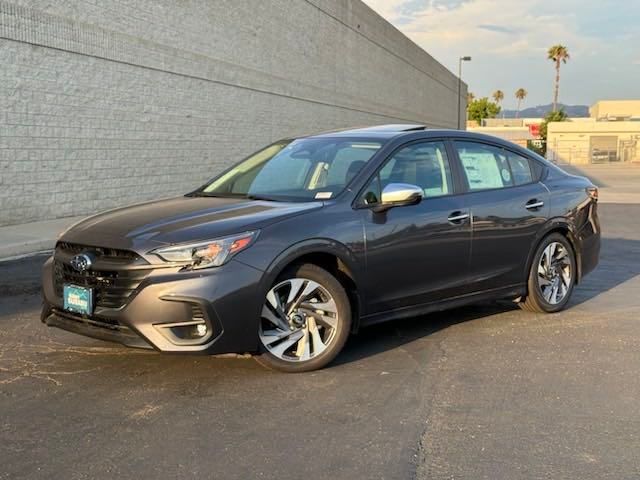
{"left": 528, "top": 123, "right": 541, "bottom": 137}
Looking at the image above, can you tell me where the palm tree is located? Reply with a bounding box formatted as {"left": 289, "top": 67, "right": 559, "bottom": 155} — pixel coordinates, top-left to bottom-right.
{"left": 492, "top": 90, "right": 504, "bottom": 118}
{"left": 515, "top": 88, "right": 527, "bottom": 118}
{"left": 547, "top": 45, "right": 570, "bottom": 112}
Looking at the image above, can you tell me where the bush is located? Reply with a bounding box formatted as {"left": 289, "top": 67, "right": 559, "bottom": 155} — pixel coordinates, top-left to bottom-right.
{"left": 467, "top": 97, "right": 501, "bottom": 126}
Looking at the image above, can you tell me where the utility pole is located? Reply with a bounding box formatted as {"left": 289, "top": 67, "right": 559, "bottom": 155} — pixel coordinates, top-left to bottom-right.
{"left": 457, "top": 56, "right": 471, "bottom": 129}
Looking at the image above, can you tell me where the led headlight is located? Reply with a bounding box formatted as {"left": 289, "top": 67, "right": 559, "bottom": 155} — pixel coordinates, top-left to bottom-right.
{"left": 152, "top": 231, "right": 259, "bottom": 269}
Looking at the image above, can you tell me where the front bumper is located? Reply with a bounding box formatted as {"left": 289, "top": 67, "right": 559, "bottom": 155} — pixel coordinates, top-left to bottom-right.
{"left": 41, "top": 256, "right": 265, "bottom": 354}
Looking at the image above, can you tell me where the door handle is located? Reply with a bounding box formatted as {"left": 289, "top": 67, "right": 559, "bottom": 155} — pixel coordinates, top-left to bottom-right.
{"left": 448, "top": 211, "right": 470, "bottom": 223}
{"left": 525, "top": 200, "right": 544, "bottom": 210}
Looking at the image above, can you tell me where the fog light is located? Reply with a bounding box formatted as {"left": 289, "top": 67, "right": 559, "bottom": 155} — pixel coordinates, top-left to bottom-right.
{"left": 155, "top": 320, "right": 212, "bottom": 345}
{"left": 195, "top": 323, "right": 208, "bottom": 337}
{"left": 171, "top": 322, "right": 208, "bottom": 341}
{"left": 154, "top": 299, "right": 217, "bottom": 346}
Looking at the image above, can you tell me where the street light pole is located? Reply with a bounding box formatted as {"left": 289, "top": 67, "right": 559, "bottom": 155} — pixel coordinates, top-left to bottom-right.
{"left": 457, "top": 56, "right": 471, "bottom": 129}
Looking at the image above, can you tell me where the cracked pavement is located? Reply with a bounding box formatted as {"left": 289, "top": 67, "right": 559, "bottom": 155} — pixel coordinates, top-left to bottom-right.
{"left": 1, "top": 201, "right": 640, "bottom": 479}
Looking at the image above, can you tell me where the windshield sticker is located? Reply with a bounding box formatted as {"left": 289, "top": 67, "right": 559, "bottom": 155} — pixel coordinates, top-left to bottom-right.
{"left": 315, "top": 192, "right": 333, "bottom": 199}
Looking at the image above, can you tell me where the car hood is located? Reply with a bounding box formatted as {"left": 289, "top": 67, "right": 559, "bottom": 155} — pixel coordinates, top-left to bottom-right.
{"left": 61, "top": 196, "right": 323, "bottom": 252}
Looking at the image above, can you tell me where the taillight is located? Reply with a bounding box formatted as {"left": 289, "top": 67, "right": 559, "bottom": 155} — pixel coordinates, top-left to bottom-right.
{"left": 586, "top": 186, "right": 598, "bottom": 202}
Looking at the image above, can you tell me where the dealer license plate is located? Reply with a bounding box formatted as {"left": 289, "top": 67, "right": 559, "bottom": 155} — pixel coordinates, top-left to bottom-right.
{"left": 63, "top": 284, "right": 94, "bottom": 315}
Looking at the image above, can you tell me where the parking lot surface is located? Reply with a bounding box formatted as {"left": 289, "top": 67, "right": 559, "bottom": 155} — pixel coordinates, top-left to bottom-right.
{"left": 2, "top": 167, "right": 640, "bottom": 479}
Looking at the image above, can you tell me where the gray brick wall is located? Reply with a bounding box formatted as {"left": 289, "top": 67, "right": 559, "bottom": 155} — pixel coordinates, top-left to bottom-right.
{"left": 0, "top": 0, "right": 465, "bottom": 227}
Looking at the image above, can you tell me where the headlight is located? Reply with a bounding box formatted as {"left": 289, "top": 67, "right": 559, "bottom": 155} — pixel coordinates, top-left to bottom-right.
{"left": 151, "top": 231, "right": 259, "bottom": 269}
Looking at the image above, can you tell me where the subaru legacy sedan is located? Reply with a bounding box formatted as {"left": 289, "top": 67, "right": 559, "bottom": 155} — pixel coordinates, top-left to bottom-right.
{"left": 42, "top": 125, "right": 600, "bottom": 372}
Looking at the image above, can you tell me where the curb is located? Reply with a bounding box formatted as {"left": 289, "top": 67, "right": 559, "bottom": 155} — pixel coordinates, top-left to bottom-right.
{"left": 0, "top": 242, "right": 55, "bottom": 262}
{"left": 0, "top": 216, "right": 83, "bottom": 262}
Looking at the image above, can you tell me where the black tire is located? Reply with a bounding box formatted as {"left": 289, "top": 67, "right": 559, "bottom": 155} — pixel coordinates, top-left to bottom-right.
{"left": 255, "top": 263, "right": 352, "bottom": 373}
{"left": 520, "top": 233, "right": 576, "bottom": 313}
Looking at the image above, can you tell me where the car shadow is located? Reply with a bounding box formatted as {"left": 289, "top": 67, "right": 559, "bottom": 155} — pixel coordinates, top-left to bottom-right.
{"left": 334, "top": 302, "right": 515, "bottom": 367}
{"left": 0, "top": 254, "right": 49, "bottom": 318}
{"left": 569, "top": 236, "right": 640, "bottom": 306}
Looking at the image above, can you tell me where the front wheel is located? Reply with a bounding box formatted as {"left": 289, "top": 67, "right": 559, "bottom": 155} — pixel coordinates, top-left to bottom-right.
{"left": 520, "top": 233, "right": 576, "bottom": 313}
{"left": 255, "top": 263, "right": 351, "bottom": 372}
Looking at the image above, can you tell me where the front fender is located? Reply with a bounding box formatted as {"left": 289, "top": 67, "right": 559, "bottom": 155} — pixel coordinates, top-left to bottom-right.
{"left": 261, "top": 238, "right": 361, "bottom": 290}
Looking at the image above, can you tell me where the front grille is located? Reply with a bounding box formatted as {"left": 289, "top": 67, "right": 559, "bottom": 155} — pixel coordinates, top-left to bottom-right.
{"left": 53, "top": 243, "right": 153, "bottom": 309}
{"left": 56, "top": 242, "right": 141, "bottom": 263}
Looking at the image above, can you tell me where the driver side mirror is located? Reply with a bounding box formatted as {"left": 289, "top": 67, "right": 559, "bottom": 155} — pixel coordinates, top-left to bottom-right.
{"left": 372, "top": 183, "right": 424, "bottom": 213}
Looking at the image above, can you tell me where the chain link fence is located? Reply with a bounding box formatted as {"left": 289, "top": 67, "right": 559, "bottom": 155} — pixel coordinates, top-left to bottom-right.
{"left": 546, "top": 142, "right": 640, "bottom": 165}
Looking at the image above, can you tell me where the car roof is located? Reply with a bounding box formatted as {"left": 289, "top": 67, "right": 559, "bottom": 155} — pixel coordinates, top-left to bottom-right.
{"left": 304, "top": 124, "right": 428, "bottom": 140}
{"left": 294, "top": 125, "right": 547, "bottom": 159}
{"left": 301, "top": 125, "right": 525, "bottom": 145}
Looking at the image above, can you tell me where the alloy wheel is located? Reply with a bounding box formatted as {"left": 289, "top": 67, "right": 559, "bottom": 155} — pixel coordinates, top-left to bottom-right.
{"left": 537, "top": 241, "right": 572, "bottom": 305}
{"left": 259, "top": 278, "right": 339, "bottom": 362}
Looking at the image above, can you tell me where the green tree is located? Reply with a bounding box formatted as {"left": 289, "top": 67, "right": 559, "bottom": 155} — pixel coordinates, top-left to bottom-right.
{"left": 515, "top": 88, "right": 527, "bottom": 118}
{"left": 467, "top": 97, "right": 501, "bottom": 126}
{"left": 539, "top": 109, "right": 569, "bottom": 155}
{"left": 547, "top": 45, "right": 570, "bottom": 112}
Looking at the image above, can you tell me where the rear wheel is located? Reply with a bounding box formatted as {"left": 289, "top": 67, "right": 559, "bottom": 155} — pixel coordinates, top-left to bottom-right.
{"left": 520, "top": 233, "right": 576, "bottom": 313}
{"left": 255, "top": 264, "right": 351, "bottom": 372}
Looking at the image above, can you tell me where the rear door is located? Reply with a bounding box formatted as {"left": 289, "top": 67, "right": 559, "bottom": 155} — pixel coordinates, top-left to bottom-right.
{"left": 450, "top": 140, "right": 549, "bottom": 291}
{"left": 358, "top": 139, "right": 472, "bottom": 314}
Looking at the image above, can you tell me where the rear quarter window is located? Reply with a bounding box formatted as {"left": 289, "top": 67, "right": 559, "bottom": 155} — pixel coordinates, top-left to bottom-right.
{"left": 505, "top": 151, "right": 533, "bottom": 185}
{"left": 529, "top": 158, "right": 545, "bottom": 181}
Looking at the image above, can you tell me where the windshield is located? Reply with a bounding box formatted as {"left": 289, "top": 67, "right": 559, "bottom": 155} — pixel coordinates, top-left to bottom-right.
{"left": 198, "top": 137, "right": 383, "bottom": 201}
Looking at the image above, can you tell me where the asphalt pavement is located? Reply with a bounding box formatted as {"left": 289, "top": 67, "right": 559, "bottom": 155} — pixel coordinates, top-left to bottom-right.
{"left": 1, "top": 201, "right": 639, "bottom": 479}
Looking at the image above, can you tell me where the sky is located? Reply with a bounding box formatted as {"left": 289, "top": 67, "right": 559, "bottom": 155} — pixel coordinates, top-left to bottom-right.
{"left": 361, "top": 0, "right": 640, "bottom": 110}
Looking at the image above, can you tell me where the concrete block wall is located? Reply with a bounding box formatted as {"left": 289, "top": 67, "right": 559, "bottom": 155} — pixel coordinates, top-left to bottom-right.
{"left": 0, "top": 0, "right": 464, "bottom": 226}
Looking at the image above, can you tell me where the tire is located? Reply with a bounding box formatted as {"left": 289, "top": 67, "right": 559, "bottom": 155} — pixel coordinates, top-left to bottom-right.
{"left": 520, "top": 233, "right": 576, "bottom": 313}
{"left": 255, "top": 263, "right": 352, "bottom": 372}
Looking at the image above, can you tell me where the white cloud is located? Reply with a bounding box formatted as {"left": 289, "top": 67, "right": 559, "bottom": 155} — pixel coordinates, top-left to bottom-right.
{"left": 367, "top": 0, "right": 595, "bottom": 58}
{"left": 361, "top": 0, "right": 640, "bottom": 107}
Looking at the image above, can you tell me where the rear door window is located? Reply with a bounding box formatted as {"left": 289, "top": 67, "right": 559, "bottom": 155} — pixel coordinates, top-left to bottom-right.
{"left": 454, "top": 141, "right": 513, "bottom": 191}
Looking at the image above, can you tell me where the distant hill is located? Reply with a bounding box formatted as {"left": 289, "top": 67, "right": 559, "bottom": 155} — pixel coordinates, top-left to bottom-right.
{"left": 501, "top": 103, "right": 589, "bottom": 119}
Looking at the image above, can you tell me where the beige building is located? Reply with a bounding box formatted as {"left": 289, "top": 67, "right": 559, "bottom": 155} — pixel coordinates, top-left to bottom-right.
{"left": 590, "top": 100, "right": 640, "bottom": 121}
{"left": 467, "top": 118, "right": 541, "bottom": 147}
{"left": 466, "top": 126, "right": 535, "bottom": 147}
{"left": 547, "top": 100, "right": 640, "bottom": 164}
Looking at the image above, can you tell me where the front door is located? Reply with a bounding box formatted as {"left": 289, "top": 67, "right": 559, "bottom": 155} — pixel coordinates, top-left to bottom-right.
{"left": 358, "top": 140, "right": 472, "bottom": 315}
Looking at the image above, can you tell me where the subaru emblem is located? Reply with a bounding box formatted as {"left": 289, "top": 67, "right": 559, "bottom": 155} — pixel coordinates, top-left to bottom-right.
{"left": 70, "top": 253, "right": 93, "bottom": 273}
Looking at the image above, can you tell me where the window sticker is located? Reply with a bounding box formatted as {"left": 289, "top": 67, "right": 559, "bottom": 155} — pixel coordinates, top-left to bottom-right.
{"left": 459, "top": 152, "right": 503, "bottom": 189}
{"left": 501, "top": 168, "right": 511, "bottom": 183}
{"left": 315, "top": 191, "right": 333, "bottom": 199}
